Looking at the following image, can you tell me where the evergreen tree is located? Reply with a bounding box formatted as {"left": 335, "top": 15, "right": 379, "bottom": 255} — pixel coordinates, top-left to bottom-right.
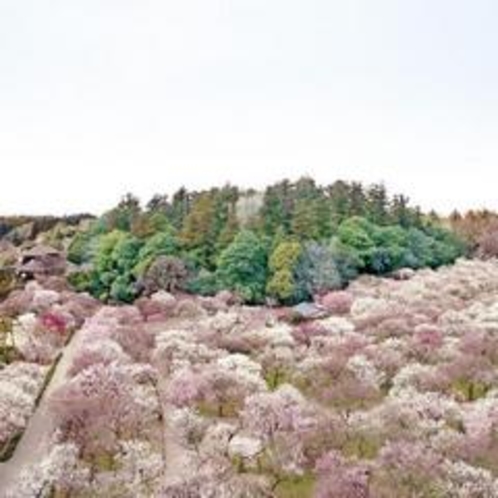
{"left": 260, "top": 180, "right": 293, "bottom": 236}
{"left": 327, "top": 181, "right": 351, "bottom": 226}
{"left": 391, "top": 194, "right": 411, "bottom": 227}
{"left": 170, "top": 187, "right": 191, "bottom": 229}
{"left": 216, "top": 209, "right": 239, "bottom": 253}
{"left": 216, "top": 230, "right": 268, "bottom": 303}
{"left": 105, "top": 193, "right": 141, "bottom": 232}
{"left": 267, "top": 240, "right": 307, "bottom": 304}
{"left": 291, "top": 197, "right": 332, "bottom": 240}
{"left": 146, "top": 194, "right": 170, "bottom": 213}
{"left": 349, "top": 182, "right": 367, "bottom": 217}
{"left": 91, "top": 230, "right": 143, "bottom": 302}
{"left": 180, "top": 192, "right": 218, "bottom": 267}
{"left": 367, "top": 183, "right": 389, "bottom": 225}
{"left": 291, "top": 199, "right": 321, "bottom": 240}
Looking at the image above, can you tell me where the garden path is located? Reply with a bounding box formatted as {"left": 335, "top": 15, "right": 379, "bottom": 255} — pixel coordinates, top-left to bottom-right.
{"left": 0, "top": 325, "right": 87, "bottom": 495}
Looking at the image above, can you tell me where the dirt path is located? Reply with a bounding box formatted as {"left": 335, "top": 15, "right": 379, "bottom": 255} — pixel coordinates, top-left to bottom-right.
{"left": 159, "top": 379, "right": 195, "bottom": 488}
{"left": 147, "top": 321, "right": 196, "bottom": 487}
{"left": 0, "top": 326, "right": 87, "bottom": 494}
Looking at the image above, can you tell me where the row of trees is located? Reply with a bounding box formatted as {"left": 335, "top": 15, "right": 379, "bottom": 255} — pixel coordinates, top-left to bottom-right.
{"left": 448, "top": 209, "right": 498, "bottom": 258}
{"left": 68, "top": 178, "right": 466, "bottom": 304}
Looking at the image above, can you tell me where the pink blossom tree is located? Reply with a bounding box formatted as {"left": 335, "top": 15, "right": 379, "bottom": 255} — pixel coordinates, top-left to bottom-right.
{"left": 314, "top": 450, "right": 370, "bottom": 498}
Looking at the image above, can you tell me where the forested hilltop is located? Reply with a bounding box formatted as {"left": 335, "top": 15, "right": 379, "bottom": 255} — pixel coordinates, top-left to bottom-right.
{"left": 65, "top": 177, "right": 466, "bottom": 305}
{"left": 4, "top": 180, "right": 498, "bottom": 497}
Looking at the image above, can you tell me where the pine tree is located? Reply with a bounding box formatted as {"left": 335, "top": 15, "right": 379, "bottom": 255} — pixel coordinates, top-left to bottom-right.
{"left": 180, "top": 192, "right": 218, "bottom": 267}
{"left": 366, "top": 183, "right": 389, "bottom": 225}
{"left": 170, "top": 187, "right": 191, "bottom": 229}
{"left": 327, "top": 180, "right": 351, "bottom": 227}
{"left": 349, "top": 182, "right": 367, "bottom": 217}
{"left": 391, "top": 194, "right": 411, "bottom": 227}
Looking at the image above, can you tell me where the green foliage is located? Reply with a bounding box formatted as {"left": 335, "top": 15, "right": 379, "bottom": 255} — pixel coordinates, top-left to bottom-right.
{"left": 69, "top": 176, "right": 466, "bottom": 303}
{"left": 404, "top": 228, "right": 437, "bottom": 268}
{"left": 291, "top": 199, "right": 322, "bottom": 240}
{"left": 335, "top": 216, "right": 464, "bottom": 276}
{"left": 186, "top": 269, "right": 219, "bottom": 296}
{"left": 274, "top": 474, "right": 315, "bottom": 498}
{"left": 329, "top": 238, "right": 361, "bottom": 283}
{"left": 143, "top": 211, "right": 171, "bottom": 234}
{"left": 133, "top": 230, "right": 179, "bottom": 277}
{"left": 67, "top": 270, "right": 92, "bottom": 293}
{"left": 109, "top": 274, "right": 136, "bottom": 302}
{"left": 260, "top": 180, "right": 293, "bottom": 236}
{"left": 366, "top": 183, "right": 390, "bottom": 225}
{"left": 111, "top": 233, "right": 142, "bottom": 272}
{"left": 178, "top": 188, "right": 240, "bottom": 268}
{"left": 103, "top": 193, "right": 141, "bottom": 232}
{"left": 267, "top": 240, "right": 308, "bottom": 304}
{"left": 216, "top": 230, "right": 268, "bottom": 303}
{"left": 425, "top": 226, "right": 467, "bottom": 267}
{"left": 216, "top": 210, "right": 239, "bottom": 253}
{"left": 338, "top": 217, "right": 376, "bottom": 268}
{"left": 90, "top": 230, "right": 142, "bottom": 302}
{"left": 180, "top": 193, "right": 216, "bottom": 246}
{"left": 367, "top": 225, "right": 410, "bottom": 274}
{"left": 67, "top": 231, "right": 93, "bottom": 264}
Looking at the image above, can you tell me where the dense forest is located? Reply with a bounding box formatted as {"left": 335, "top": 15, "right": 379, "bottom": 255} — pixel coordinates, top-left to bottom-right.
{"left": 66, "top": 177, "right": 466, "bottom": 304}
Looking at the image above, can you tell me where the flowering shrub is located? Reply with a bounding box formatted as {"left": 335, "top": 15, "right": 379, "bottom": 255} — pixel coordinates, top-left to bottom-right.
{"left": 314, "top": 451, "right": 370, "bottom": 498}
{"left": 38, "top": 311, "right": 68, "bottom": 336}
{"left": 320, "top": 290, "right": 354, "bottom": 315}
{"left": 0, "top": 362, "right": 47, "bottom": 446}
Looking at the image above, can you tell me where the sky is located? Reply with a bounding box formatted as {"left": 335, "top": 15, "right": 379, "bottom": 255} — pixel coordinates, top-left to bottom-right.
{"left": 0, "top": 0, "right": 497, "bottom": 216}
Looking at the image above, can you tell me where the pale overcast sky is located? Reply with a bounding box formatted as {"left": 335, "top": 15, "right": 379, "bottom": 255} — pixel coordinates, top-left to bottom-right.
{"left": 0, "top": 0, "right": 497, "bottom": 215}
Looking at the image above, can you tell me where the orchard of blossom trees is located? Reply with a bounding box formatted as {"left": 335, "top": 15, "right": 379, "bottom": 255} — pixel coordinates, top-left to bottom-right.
{"left": 4, "top": 258, "right": 498, "bottom": 497}
{"left": 0, "top": 280, "right": 99, "bottom": 459}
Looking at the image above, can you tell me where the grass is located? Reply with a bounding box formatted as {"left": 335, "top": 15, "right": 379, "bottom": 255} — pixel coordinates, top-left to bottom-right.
{"left": 274, "top": 474, "right": 315, "bottom": 498}
{"left": 452, "top": 378, "right": 490, "bottom": 401}
{"left": 343, "top": 434, "right": 382, "bottom": 460}
{"left": 197, "top": 400, "right": 240, "bottom": 418}
{"left": 264, "top": 368, "right": 292, "bottom": 391}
